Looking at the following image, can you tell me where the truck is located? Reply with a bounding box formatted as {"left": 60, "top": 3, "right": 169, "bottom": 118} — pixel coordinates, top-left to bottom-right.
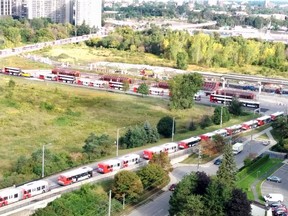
{"left": 263, "top": 193, "right": 284, "bottom": 203}
{"left": 232, "top": 143, "right": 244, "bottom": 155}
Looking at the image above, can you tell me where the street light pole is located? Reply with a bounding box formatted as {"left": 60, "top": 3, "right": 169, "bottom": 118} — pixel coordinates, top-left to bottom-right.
{"left": 172, "top": 117, "right": 175, "bottom": 142}
{"left": 42, "top": 143, "right": 52, "bottom": 178}
{"left": 116, "top": 127, "right": 126, "bottom": 157}
{"left": 220, "top": 106, "right": 223, "bottom": 128}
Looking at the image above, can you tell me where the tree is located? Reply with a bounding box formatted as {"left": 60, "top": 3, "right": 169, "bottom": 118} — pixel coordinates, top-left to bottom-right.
{"left": 122, "top": 80, "right": 130, "bottom": 92}
{"left": 157, "top": 116, "right": 175, "bottom": 138}
{"left": 149, "top": 152, "right": 172, "bottom": 171}
{"left": 225, "top": 188, "right": 252, "bottom": 216}
{"left": 169, "top": 73, "right": 203, "bottom": 109}
{"left": 143, "top": 121, "right": 159, "bottom": 143}
{"left": 137, "top": 164, "right": 168, "bottom": 189}
{"left": 137, "top": 83, "right": 150, "bottom": 96}
{"left": 271, "top": 116, "right": 288, "bottom": 139}
{"left": 203, "top": 179, "right": 230, "bottom": 216}
{"left": 169, "top": 172, "right": 198, "bottom": 215}
{"left": 213, "top": 106, "right": 230, "bottom": 125}
{"left": 112, "top": 170, "right": 143, "bottom": 202}
{"left": 194, "top": 171, "right": 211, "bottom": 196}
{"left": 229, "top": 98, "right": 243, "bottom": 116}
{"left": 121, "top": 126, "right": 147, "bottom": 148}
{"left": 82, "top": 133, "right": 112, "bottom": 159}
{"left": 176, "top": 51, "right": 188, "bottom": 70}
{"left": 188, "top": 120, "right": 197, "bottom": 131}
{"left": 216, "top": 143, "right": 238, "bottom": 188}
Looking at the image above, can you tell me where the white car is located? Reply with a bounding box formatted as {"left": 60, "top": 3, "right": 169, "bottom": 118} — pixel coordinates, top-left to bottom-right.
{"left": 263, "top": 193, "right": 284, "bottom": 203}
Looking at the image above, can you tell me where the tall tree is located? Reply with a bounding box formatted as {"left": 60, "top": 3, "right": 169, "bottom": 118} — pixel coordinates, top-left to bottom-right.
{"left": 176, "top": 51, "right": 188, "bottom": 70}
{"left": 137, "top": 83, "right": 150, "bottom": 96}
{"left": 216, "top": 143, "right": 238, "bottom": 188}
{"left": 149, "top": 152, "right": 171, "bottom": 171}
{"left": 213, "top": 106, "right": 230, "bottom": 125}
{"left": 137, "top": 164, "right": 168, "bottom": 189}
{"left": 157, "top": 116, "right": 175, "bottom": 138}
{"left": 143, "top": 121, "right": 159, "bottom": 143}
{"left": 229, "top": 98, "right": 243, "bottom": 116}
{"left": 225, "top": 188, "right": 252, "bottom": 216}
{"left": 112, "top": 170, "right": 143, "bottom": 202}
{"left": 82, "top": 133, "right": 112, "bottom": 159}
{"left": 169, "top": 73, "right": 203, "bottom": 109}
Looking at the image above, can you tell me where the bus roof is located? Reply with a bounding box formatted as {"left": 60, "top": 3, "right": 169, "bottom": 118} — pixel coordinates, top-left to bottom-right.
{"left": 60, "top": 166, "right": 93, "bottom": 178}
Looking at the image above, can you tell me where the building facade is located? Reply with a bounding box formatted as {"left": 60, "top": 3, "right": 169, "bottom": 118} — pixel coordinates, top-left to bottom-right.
{"left": 0, "top": 0, "right": 12, "bottom": 16}
{"left": 74, "top": 0, "right": 102, "bottom": 29}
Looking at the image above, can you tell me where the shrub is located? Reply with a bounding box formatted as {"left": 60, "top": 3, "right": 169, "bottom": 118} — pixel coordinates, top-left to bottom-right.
{"left": 199, "top": 115, "right": 212, "bottom": 129}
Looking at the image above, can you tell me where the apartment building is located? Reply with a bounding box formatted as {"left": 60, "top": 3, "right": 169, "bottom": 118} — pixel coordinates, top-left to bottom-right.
{"left": 0, "top": 0, "right": 12, "bottom": 16}
{"left": 74, "top": 0, "right": 102, "bottom": 29}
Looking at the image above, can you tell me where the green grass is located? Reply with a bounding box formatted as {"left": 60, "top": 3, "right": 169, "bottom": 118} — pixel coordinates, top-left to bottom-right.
{"left": 181, "top": 153, "right": 217, "bottom": 164}
{"left": 236, "top": 158, "right": 283, "bottom": 200}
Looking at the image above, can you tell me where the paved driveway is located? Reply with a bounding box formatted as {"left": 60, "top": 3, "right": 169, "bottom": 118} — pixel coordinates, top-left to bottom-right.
{"left": 261, "top": 163, "right": 288, "bottom": 206}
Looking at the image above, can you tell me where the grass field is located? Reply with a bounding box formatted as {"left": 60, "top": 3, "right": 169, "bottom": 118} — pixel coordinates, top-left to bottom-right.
{"left": 236, "top": 158, "right": 283, "bottom": 200}
{"left": 0, "top": 75, "right": 216, "bottom": 176}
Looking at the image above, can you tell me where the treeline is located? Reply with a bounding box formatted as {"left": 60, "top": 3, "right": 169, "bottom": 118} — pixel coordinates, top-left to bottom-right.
{"left": 86, "top": 26, "right": 288, "bottom": 71}
{"left": 0, "top": 17, "right": 91, "bottom": 49}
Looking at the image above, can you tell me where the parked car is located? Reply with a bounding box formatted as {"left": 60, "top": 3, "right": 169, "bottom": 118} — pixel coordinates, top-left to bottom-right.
{"left": 267, "top": 176, "right": 282, "bottom": 183}
{"left": 270, "top": 202, "right": 284, "bottom": 208}
{"left": 271, "top": 204, "right": 286, "bottom": 211}
{"left": 274, "top": 208, "right": 288, "bottom": 216}
{"left": 214, "top": 158, "right": 222, "bottom": 165}
{"left": 169, "top": 184, "right": 177, "bottom": 191}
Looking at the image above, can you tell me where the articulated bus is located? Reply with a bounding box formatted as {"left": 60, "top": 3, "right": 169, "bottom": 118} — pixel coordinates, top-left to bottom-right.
{"left": 3, "top": 67, "right": 22, "bottom": 76}
{"left": 210, "top": 94, "right": 260, "bottom": 108}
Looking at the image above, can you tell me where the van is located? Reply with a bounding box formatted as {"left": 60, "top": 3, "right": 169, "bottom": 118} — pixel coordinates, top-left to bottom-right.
{"left": 263, "top": 193, "right": 284, "bottom": 203}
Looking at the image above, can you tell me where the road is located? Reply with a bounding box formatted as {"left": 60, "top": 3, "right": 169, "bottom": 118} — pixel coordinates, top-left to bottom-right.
{"left": 128, "top": 129, "right": 275, "bottom": 216}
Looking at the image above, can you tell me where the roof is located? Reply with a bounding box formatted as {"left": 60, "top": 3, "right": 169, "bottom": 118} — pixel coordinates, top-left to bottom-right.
{"left": 162, "top": 142, "right": 178, "bottom": 147}
{"left": 271, "top": 111, "right": 284, "bottom": 116}
{"left": 119, "top": 154, "right": 140, "bottom": 160}
{"left": 226, "top": 124, "right": 242, "bottom": 130}
{"left": 144, "top": 146, "right": 163, "bottom": 152}
{"left": 180, "top": 136, "right": 201, "bottom": 143}
{"left": 60, "top": 166, "right": 93, "bottom": 178}
{"left": 99, "top": 159, "right": 122, "bottom": 165}
{"left": 257, "top": 115, "right": 271, "bottom": 121}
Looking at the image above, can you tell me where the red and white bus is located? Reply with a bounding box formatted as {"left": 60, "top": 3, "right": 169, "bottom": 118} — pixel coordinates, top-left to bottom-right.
{"left": 210, "top": 94, "right": 260, "bottom": 108}
{"left": 241, "top": 120, "right": 258, "bottom": 130}
{"left": 214, "top": 129, "right": 228, "bottom": 137}
{"left": 109, "top": 81, "right": 124, "bottom": 90}
{"left": 119, "top": 154, "right": 140, "bottom": 168}
{"left": 178, "top": 137, "right": 201, "bottom": 149}
{"left": 57, "top": 166, "right": 93, "bottom": 186}
{"left": 97, "top": 159, "right": 122, "bottom": 174}
{"left": 270, "top": 111, "right": 284, "bottom": 121}
{"left": 161, "top": 142, "right": 178, "bottom": 154}
{"left": 39, "top": 73, "right": 57, "bottom": 81}
{"left": 0, "top": 188, "right": 22, "bottom": 207}
{"left": 257, "top": 115, "right": 272, "bottom": 126}
{"left": 77, "top": 78, "right": 92, "bottom": 86}
{"left": 225, "top": 124, "right": 242, "bottom": 136}
{"left": 149, "top": 87, "right": 169, "bottom": 96}
{"left": 19, "top": 180, "right": 49, "bottom": 198}
{"left": 91, "top": 80, "right": 108, "bottom": 88}
{"left": 143, "top": 146, "right": 165, "bottom": 160}
{"left": 52, "top": 68, "right": 80, "bottom": 83}
{"left": 200, "top": 132, "right": 216, "bottom": 141}
{"left": 3, "top": 67, "right": 22, "bottom": 76}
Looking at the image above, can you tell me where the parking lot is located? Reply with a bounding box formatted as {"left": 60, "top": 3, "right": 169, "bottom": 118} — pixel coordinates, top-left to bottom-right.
{"left": 261, "top": 162, "right": 288, "bottom": 206}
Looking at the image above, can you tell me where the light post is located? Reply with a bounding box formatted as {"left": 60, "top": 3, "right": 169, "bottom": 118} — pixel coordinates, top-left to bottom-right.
{"left": 171, "top": 117, "right": 175, "bottom": 142}
{"left": 220, "top": 106, "right": 223, "bottom": 128}
{"left": 42, "top": 143, "right": 52, "bottom": 178}
{"left": 116, "top": 127, "right": 126, "bottom": 157}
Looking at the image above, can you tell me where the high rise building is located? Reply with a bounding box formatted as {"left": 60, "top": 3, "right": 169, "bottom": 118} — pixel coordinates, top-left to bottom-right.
{"left": 74, "top": 0, "right": 102, "bottom": 29}
{"left": 0, "top": 0, "right": 12, "bottom": 16}
{"left": 26, "top": 0, "right": 71, "bottom": 23}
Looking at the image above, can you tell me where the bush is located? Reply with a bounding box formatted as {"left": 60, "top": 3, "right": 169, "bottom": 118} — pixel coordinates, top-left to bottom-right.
{"left": 188, "top": 120, "right": 197, "bottom": 131}
{"left": 199, "top": 115, "right": 212, "bottom": 129}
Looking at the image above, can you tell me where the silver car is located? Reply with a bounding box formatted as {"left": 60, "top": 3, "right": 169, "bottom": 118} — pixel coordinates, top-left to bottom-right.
{"left": 267, "top": 176, "right": 282, "bottom": 183}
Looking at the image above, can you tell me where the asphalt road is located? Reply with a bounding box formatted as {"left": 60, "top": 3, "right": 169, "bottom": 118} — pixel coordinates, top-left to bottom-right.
{"left": 261, "top": 163, "right": 288, "bottom": 207}
{"left": 128, "top": 139, "right": 270, "bottom": 216}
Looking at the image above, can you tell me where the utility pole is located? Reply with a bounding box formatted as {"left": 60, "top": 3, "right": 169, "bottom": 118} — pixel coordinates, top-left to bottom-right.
{"left": 171, "top": 117, "right": 175, "bottom": 142}
{"left": 108, "top": 190, "right": 112, "bottom": 216}
{"left": 220, "top": 106, "right": 223, "bottom": 128}
{"left": 123, "top": 194, "right": 125, "bottom": 210}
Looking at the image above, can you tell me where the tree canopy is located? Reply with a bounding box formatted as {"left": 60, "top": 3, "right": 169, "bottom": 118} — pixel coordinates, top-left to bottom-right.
{"left": 213, "top": 106, "right": 230, "bottom": 125}
{"left": 157, "top": 116, "right": 175, "bottom": 138}
{"left": 169, "top": 73, "right": 203, "bottom": 109}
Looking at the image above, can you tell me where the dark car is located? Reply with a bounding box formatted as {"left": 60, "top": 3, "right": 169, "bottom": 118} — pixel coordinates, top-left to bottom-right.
{"left": 169, "top": 184, "right": 177, "bottom": 191}
{"left": 270, "top": 202, "right": 284, "bottom": 208}
{"left": 267, "top": 176, "right": 282, "bottom": 183}
{"left": 214, "top": 158, "right": 222, "bottom": 165}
